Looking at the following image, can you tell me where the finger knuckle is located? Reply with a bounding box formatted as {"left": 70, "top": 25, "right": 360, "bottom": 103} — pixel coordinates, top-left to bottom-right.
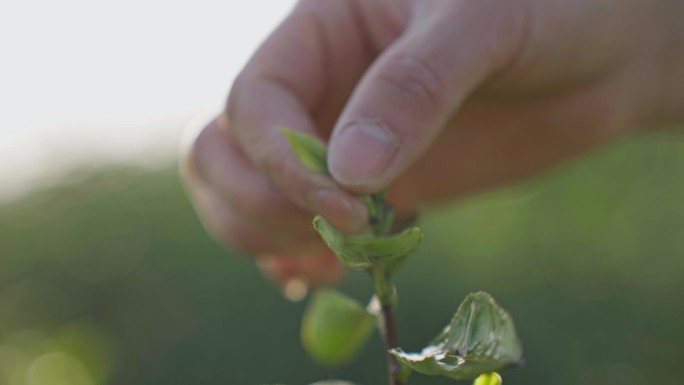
{"left": 226, "top": 72, "right": 249, "bottom": 122}
{"left": 376, "top": 55, "right": 447, "bottom": 111}
{"left": 188, "top": 123, "right": 220, "bottom": 184}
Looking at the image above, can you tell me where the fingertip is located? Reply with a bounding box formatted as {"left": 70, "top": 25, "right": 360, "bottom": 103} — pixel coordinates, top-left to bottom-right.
{"left": 328, "top": 122, "right": 399, "bottom": 192}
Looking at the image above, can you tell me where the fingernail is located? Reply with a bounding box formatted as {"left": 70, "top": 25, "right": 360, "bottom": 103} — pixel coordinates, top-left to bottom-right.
{"left": 328, "top": 123, "right": 398, "bottom": 185}
{"left": 310, "top": 189, "right": 367, "bottom": 232}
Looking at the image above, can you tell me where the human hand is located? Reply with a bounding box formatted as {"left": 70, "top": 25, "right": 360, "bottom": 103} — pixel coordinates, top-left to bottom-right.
{"left": 183, "top": 0, "right": 683, "bottom": 288}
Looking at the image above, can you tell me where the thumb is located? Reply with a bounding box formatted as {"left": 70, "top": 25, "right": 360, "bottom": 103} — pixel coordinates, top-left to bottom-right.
{"left": 328, "top": 2, "right": 522, "bottom": 193}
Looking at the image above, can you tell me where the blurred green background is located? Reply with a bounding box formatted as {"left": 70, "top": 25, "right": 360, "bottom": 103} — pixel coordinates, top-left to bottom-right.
{"left": 1, "top": 135, "right": 683, "bottom": 385}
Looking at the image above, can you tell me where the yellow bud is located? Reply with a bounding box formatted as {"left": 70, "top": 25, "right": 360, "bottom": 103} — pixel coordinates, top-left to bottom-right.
{"left": 474, "top": 372, "right": 502, "bottom": 385}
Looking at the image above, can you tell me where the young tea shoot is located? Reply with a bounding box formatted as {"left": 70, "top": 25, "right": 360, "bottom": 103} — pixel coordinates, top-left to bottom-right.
{"left": 278, "top": 128, "right": 524, "bottom": 385}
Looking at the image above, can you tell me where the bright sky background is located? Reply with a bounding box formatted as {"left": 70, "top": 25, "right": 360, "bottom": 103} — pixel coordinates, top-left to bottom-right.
{"left": 0, "top": 0, "right": 295, "bottom": 201}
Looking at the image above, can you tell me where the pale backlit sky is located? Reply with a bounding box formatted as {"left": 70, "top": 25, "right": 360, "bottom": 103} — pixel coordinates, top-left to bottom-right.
{"left": 0, "top": 0, "right": 296, "bottom": 200}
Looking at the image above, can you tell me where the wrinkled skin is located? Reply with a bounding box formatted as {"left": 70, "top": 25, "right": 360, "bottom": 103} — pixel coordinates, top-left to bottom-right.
{"left": 182, "top": 0, "right": 684, "bottom": 286}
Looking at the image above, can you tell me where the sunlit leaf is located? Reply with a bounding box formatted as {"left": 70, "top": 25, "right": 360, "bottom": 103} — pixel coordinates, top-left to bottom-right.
{"left": 313, "top": 216, "right": 422, "bottom": 273}
{"left": 301, "top": 290, "right": 375, "bottom": 367}
{"left": 474, "top": 372, "right": 502, "bottom": 385}
{"left": 391, "top": 292, "right": 523, "bottom": 380}
{"left": 278, "top": 127, "right": 328, "bottom": 174}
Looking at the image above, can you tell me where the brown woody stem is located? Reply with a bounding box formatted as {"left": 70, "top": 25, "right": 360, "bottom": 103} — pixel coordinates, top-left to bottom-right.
{"left": 382, "top": 304, "right": 404, "bottom": 385}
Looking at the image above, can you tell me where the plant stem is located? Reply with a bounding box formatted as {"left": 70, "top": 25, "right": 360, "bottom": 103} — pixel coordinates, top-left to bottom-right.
{"left": 381, "top": 304, "right": 404, "bottom": 385}
{"left": 368, "top": 192, "right": 404, "bottom": 385}
{"left": 372, "top": 266, "right": 404, "bottom": 385}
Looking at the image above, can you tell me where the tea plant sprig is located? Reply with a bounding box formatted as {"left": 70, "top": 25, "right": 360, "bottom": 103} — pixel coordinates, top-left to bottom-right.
{"left": 278, "top": 128, "right": 524, "bottom": 385}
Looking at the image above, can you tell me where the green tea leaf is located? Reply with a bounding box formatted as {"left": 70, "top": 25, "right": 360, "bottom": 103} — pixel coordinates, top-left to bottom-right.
{"left": 313, "top": 216, "right": 422, "bottom": 273}
{"left": 391, "top": 292, "right": 523, "bottom": 380}
{"left": 301, "top": 290, "right": 376, "bottom": 367}
{"left": 278, "top": 127, "right": 328, "bottom": 174}
{"left": 474, "top": 372, "right": 502, "bottom": 385}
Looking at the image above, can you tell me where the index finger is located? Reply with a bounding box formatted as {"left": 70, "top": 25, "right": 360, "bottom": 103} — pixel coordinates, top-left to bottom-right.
{"left": 226, "top": 0, "right": 393, "bottom": 233}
